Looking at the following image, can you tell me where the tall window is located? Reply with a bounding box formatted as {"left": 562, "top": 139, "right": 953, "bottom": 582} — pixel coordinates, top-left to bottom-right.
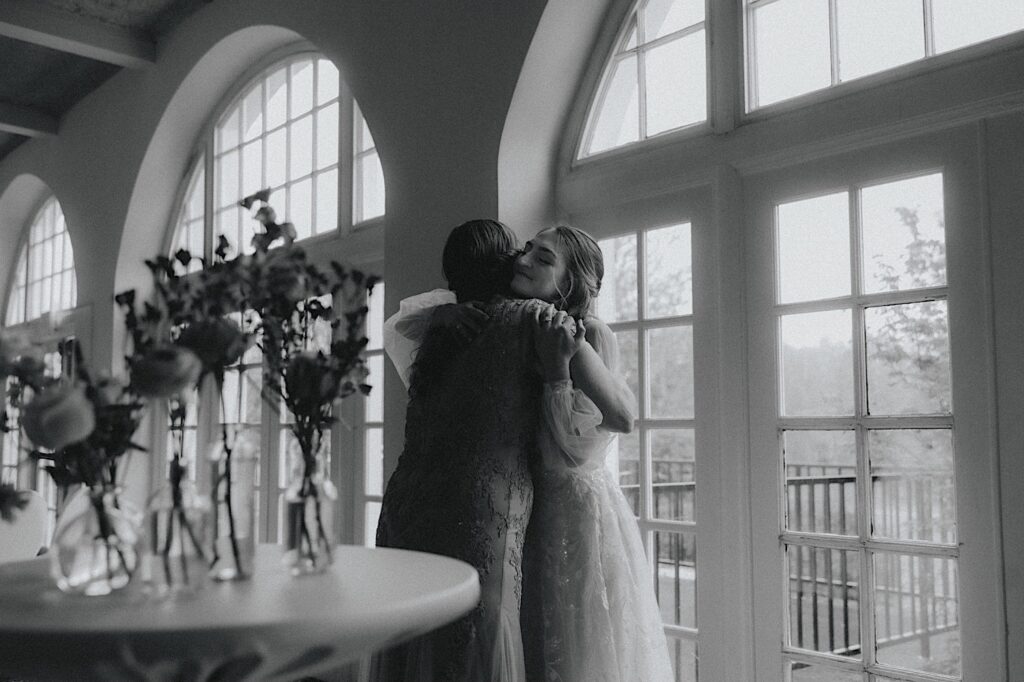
{"left": 170, "top": 51, "right": 384, "bottom": 262}
{"left": 580, "top": 0, "right": 707, "bottom": 158}
{"left": 765, "top": 173, "right": 959, "bottom": 680}
{"left": 5, "top": 197, "right": 77, "bottom": 325}
{"left": 598, "top": 223, "right": 697, "bottom": 680}
{"left": 745, "top": 0, "right": 1024, "bottom": 109}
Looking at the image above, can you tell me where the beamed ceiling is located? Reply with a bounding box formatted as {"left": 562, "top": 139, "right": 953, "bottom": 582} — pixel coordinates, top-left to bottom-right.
{"left": 0, "top": 0, "right": 211, "bottom": 161}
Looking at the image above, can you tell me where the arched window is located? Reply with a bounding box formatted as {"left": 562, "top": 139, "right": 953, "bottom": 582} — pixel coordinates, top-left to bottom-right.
{"left": 745, "top": 0, "right": 1024, "bottom": 109}
{"left": 170, "top": 51, "right": 384, "bottom": 261}
{"left": 164, "top": 50, "right": 386, "bottom": 547}
{"left": 579, "top": 0, "right": 707, "bottom": 158}
{"left": 4, "top": 197, "right": 77, "bottom": 325}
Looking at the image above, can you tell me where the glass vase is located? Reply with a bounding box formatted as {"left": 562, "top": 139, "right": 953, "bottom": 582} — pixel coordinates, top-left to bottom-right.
{"left": 208, "top": 432, "right": 258, "bottom": 581}
{"left": 282, "top": 435, "right": 337, "bottom": 576}
{"left": 141, "top": 457, "right": 211, "bottom": 596}
{"left": 50, "top": 485, "right": 141, "bottom": 597}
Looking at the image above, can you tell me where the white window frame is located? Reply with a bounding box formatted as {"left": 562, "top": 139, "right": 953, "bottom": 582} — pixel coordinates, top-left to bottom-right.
{"left": 745, "top": 129, "right": 1003, "bottom": 681}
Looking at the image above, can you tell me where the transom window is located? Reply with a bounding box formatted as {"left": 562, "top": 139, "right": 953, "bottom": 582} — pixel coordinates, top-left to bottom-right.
{"left": 170, "top": 51, "right": 384, "bottom": 263}
{"left": 769, "top": 172, "right": 959, "bottom": 680}
{"left": 5, "top": 197, "right": 77, "bottom": 325}
{"left": 580, "top": 0, "right": 707, "bottom": 158}
{"left": 746, "top": 0, "right": 1024, "bottom": 109}
{"left": 598, "top": 223, "right": 697, "bottom": 680}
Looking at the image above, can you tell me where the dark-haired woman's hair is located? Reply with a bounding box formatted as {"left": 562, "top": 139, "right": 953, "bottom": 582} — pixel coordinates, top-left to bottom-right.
{"left": 545, "top": 225, "right": 603, "bottom": 318}
{"left": 442, "top": 219, "right": 518, "bottom": 303}
{"left": 409, "top": 219, "right": 519, "bottom": 398}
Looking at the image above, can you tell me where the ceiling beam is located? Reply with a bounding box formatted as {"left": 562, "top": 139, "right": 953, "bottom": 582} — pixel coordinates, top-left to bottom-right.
{"left": 0, "top": 0, "right": 155, "bottom": 68}
{"left": 0, "top": 102, "right": 57, "bottom": 138}
{"left": 0, "top": 103, "right": 58, "bottom": 138}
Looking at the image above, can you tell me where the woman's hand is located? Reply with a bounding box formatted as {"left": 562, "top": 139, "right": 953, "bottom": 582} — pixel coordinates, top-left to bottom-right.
{"left": 533, "top": 304, "right": 586, "bottom": 381}
{"left": 429, "top": 302, "right": 490, "bottom": 342}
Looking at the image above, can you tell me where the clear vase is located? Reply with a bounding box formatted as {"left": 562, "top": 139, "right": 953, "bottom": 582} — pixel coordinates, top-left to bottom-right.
{"left": 282, "top": 435, "right": 337, "bottom": 576}
{"left": 208, "top": 432, "right": 258, "bottom": 581}
{"left": 50, "top": 486, "right": 141, "bottom": 596}
{"left": 141, "top": 458, "right": 211, "bottom": 596}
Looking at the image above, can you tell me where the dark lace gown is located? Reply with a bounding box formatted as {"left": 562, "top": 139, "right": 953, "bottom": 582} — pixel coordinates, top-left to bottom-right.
{"left": 372, "top": 298, "right": 543, "bottom": 682}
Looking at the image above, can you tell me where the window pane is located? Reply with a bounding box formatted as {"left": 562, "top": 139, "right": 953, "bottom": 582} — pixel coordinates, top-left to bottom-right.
{"left": 784, "top": 430, "right": 857, "bottom": 535}
{"left": 780, "top": 310, "right": 854, "bottom": 417}
{"left": 217, "top": 107, "right": 240, "bottom": 153}
{"left": 357, "top": 152, "right": 386, "bottom": 222}
{"left": 647, "top": 325, "right": 694, "bottom": 419}
{"left": 265, "top": 67, "right": 288, "bottom": 131}
{"left": 836, "top": 0, "right": 924, "bottom": 82}
{"left": 315, "top": 169, "right": 338, "bottom": 234}
{"left": 266, "top": 128, "right": 287, "bottom": 189}
{"left": 645, "top": 223, "right": 692, "bottom": 317}
{"left": 242, "top": 83, "right": 263, "bottom": 142}
{"left": 872, "top": 552, "right": 960, "bottom": 677}
{"left": 242, "top": 139, "right": 263, "bottom": 198}
{"left": 288, "top": 178, "right": 313, "bottom": 241}
{"left": 787, "top": 662, "right": 863, "bottom": 681}
{"left": 932, "top": 0, "right": 1024, "bottom": 54}
{"left": 289, "top": 115, "right": 314, "bottom": 180}
{"left": 667, "top": 637, "right": 698, "bottom": 682}
{"left": 869, "top": 429, "right": 956, "bottom": 543}
{"left": 615, "top": 329, "right": 640, "bottom": 416}
{"left": 586, "top": 55, "right": 640, "bottom": 155}
{"left": 290, "top": 59, "right": 315, "bottom": 117}
{"left": 598, "top": 234, "right": 638, "bottom": 322}
{"left": 616, "top": 430, "right": 641, "bottom": 516}
{"left": 365, "top": 427, "right": 384, "bottom": 497}
{"left": 777, "top": 192, "right": 850, "bottom": 304}
{"left": 645, "top": 31, "right": 707, "bottom": 135}
{"left": 864, "top": 301, "right": 951, "bottom": 416}
{"left": 787, "top": 544, "right": 862, "bottom": 657}
{"left": 366, "top": 281, "right": 386, "bottom": 351}
{"left": 651, "top": 428, "right": 695, "bottom": 522}
{"left": 644, "top": 0, "right": 703, "bottom": 41}
{"left": 217, "top": 150, "right": 239, "bottom": 209}
{"left": 316, "top": 102, "right": 339, "bottom": 170}
{"left": 317, "top": 60, "right": 340, "bottom": 105}
{"left": 654, "top": 530, "right": 696, "bottom": 628}
{"left": 752, "top": 0, "right": 832, "bottom": 106}
{"left": 366, "top": 355, "right": 384, "bottom": 422}
{"left": 860, "top": 174, "right": 946, "bottom": 294}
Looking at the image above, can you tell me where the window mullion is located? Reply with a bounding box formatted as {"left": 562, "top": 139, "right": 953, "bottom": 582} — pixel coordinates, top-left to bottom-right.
{"left": 338, "top": 84, "right": 355, "bottom": 232}
{"left": 923, "top": 0, "right": 936, "bottom": 57}
{"left": 828, "top": 0, "right": 841, "bottom": 85}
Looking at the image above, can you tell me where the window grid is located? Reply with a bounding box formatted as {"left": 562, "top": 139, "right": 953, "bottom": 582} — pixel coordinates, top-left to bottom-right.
{"left": 353, "top": 102, "right": 384, "bottom": 224}
{"left": 580, "top": 0, "right": 708, "bottom": 158}
{"left": 599, "top": 224, "right": 698, "bottom": 680}
{"left": 745, "top": 0, "right": 1024, "bottom": 110}
{"left": 774, "top": 174, "right": 958, "bottom": 680}
{"left": 5, "top": 198, "right": 77, "bottom": 326}
{"left": 1, "top": 377, "right": 20, "bottom": 487}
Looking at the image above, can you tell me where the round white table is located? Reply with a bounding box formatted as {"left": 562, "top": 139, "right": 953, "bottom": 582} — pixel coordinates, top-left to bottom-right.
{"left": 0, "top": 544, "right": 480, "bottom": 681}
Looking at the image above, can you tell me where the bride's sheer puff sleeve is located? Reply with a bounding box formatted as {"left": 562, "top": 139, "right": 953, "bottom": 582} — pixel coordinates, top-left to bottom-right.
{"left": 542, "top": 318, "right": 636, "bottom": 467}
{"left": 382, "top": 288, "right": 456, "bottom": 389}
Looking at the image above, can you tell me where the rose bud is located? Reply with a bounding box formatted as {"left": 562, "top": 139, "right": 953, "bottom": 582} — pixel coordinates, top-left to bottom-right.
{"left": 22, "top": 384, "right": 96, "bottom": 451}
{"left": 176, "top": 318, "right": 249, "bottom": 368}
{"left": 285, "top": 352, "right": 324, "bottom": 412}
{"left": 131, "top": 345, "right": 202, "bottom": 398}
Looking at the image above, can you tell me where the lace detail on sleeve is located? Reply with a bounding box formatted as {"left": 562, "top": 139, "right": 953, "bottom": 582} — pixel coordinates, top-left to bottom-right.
{"left": 383, "top": 288, "right": 456, "bottom": 389}
{"left": 542, "top": 380, "right": 614, "bottom": 467}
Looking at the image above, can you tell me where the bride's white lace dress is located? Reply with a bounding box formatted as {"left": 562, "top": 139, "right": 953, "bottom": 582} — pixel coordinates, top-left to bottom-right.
{"left": 523, "top": 336, "right": 674, "bottom": 682}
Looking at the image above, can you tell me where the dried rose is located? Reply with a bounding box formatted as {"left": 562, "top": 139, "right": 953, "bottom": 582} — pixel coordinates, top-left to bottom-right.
{"left": 265, "top": 247, "right": 308, "bottom": 303}
{"left": 176, "top": 318, "right": 249, "bottom": 369}
{"left": 22, "top": 383, "right": 96, "bottom": 451}
{"left": 131, "top": 345, "right": 202, "bottom": 398}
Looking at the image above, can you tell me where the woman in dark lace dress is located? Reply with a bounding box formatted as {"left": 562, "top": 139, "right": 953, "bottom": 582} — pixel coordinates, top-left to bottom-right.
{"left": 372, "top": 220, "right": 544, "bottom": 681}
